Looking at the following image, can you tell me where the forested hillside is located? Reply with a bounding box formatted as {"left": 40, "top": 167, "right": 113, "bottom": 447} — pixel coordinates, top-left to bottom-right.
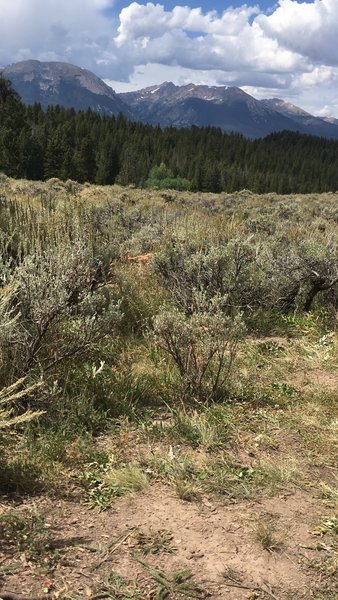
{"left": 1, "top": 75, "right": 338, "bottom": 193}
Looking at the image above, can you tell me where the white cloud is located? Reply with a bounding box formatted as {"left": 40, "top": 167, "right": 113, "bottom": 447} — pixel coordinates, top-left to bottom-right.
{"left": 106, "top": 63, "right": 250, "bottom": 92}
{"left": 106, "top": 62, "right": 293, "bottom": 94}
{"left": 114, "top": 2, "right": 305, "bottom": 74}
{"left": 257, "top": 0, "right": 338, "bottom": 65}
{"left": 115, "top": 3, "right": 258, "bottom": 46}
{"left": 295, "top": 65, "right": 337, "bottom": 88}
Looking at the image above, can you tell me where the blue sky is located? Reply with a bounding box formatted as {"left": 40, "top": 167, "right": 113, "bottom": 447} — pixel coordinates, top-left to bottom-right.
{"left": 1, "top": 0, "right": 338, "bottom": 117}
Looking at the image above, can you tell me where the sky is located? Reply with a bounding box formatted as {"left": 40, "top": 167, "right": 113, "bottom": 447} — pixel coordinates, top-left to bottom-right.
{"left": 1, "top": 0, "right": 338, "bottom": 117}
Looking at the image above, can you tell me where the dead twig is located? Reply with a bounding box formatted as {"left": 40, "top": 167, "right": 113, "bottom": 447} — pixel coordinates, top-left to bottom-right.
{"left": 91, "top": 528, "right": 136, "bottom": 571}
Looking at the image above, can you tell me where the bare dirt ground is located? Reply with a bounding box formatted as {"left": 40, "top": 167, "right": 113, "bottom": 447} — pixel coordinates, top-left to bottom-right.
{"left": 1, "top": 475, "right": 337, "bottom": 599}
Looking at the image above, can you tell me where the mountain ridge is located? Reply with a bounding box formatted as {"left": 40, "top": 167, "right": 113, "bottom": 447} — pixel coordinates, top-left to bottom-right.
{"left": 120, "top": 81, "right": 338, "bottom": 139}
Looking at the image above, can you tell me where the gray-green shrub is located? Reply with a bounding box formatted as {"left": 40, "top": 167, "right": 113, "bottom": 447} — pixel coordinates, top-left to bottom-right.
{"left": 153, "top": 293, "right": 244, "bottom": 400}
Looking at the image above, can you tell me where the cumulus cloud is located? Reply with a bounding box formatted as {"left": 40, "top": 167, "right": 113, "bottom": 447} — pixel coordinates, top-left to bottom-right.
{"left": 115, "top": 3, "right": 258, "bottom": 46}
{"left": 257, "top": 0, "right": 338, "bottom": 65}
{"left": 295, "top": 65, "right": 337, "bottom": 88}
{"left": 114, "top": 2, "right": 305, "bottom": 74}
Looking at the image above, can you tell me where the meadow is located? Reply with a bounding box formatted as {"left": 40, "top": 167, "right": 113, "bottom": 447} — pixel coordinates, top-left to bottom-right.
{"left": 0, "top": 174, "right": 337, "bottom": 599}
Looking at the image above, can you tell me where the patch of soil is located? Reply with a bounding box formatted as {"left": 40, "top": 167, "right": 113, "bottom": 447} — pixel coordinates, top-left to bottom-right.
{"left": 1, "top": 484, "right": 334, "bottom": 600}
{"left": 290, "top": 368, "right": 338, "bottom": 392}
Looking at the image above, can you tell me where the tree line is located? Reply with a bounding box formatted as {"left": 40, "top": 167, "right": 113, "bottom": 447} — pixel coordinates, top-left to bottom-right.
{"left": 1, "top": 75, "right": 338, "bottom": 193}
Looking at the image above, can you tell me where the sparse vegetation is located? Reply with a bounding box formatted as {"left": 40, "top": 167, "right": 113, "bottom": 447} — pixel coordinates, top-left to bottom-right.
{"left": 254, "top": 519, "right": 284, "bottom": 552}
{"left": 0, "top": 177, "right": 337, "bottom": 598}
{"left": 135, "top": 528, "right": 176, "bottom": 555}
{"left": 86, "top": 461, "right": 148, "bottom": 510}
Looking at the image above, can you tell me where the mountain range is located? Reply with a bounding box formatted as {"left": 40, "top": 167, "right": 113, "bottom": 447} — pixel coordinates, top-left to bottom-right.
{"left": 120, "top": 82, "right": 338, "bottom": 139}
{"left": 2, "top": 59, "right": 338, "bottom": 140}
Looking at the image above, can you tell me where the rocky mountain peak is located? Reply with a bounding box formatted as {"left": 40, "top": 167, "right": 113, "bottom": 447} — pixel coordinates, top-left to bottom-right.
{"left": 262, "top": 97, "right": 312, "bottom": 117}
{"left": 2, "top": 59, "right": 132, "bottom": 117}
